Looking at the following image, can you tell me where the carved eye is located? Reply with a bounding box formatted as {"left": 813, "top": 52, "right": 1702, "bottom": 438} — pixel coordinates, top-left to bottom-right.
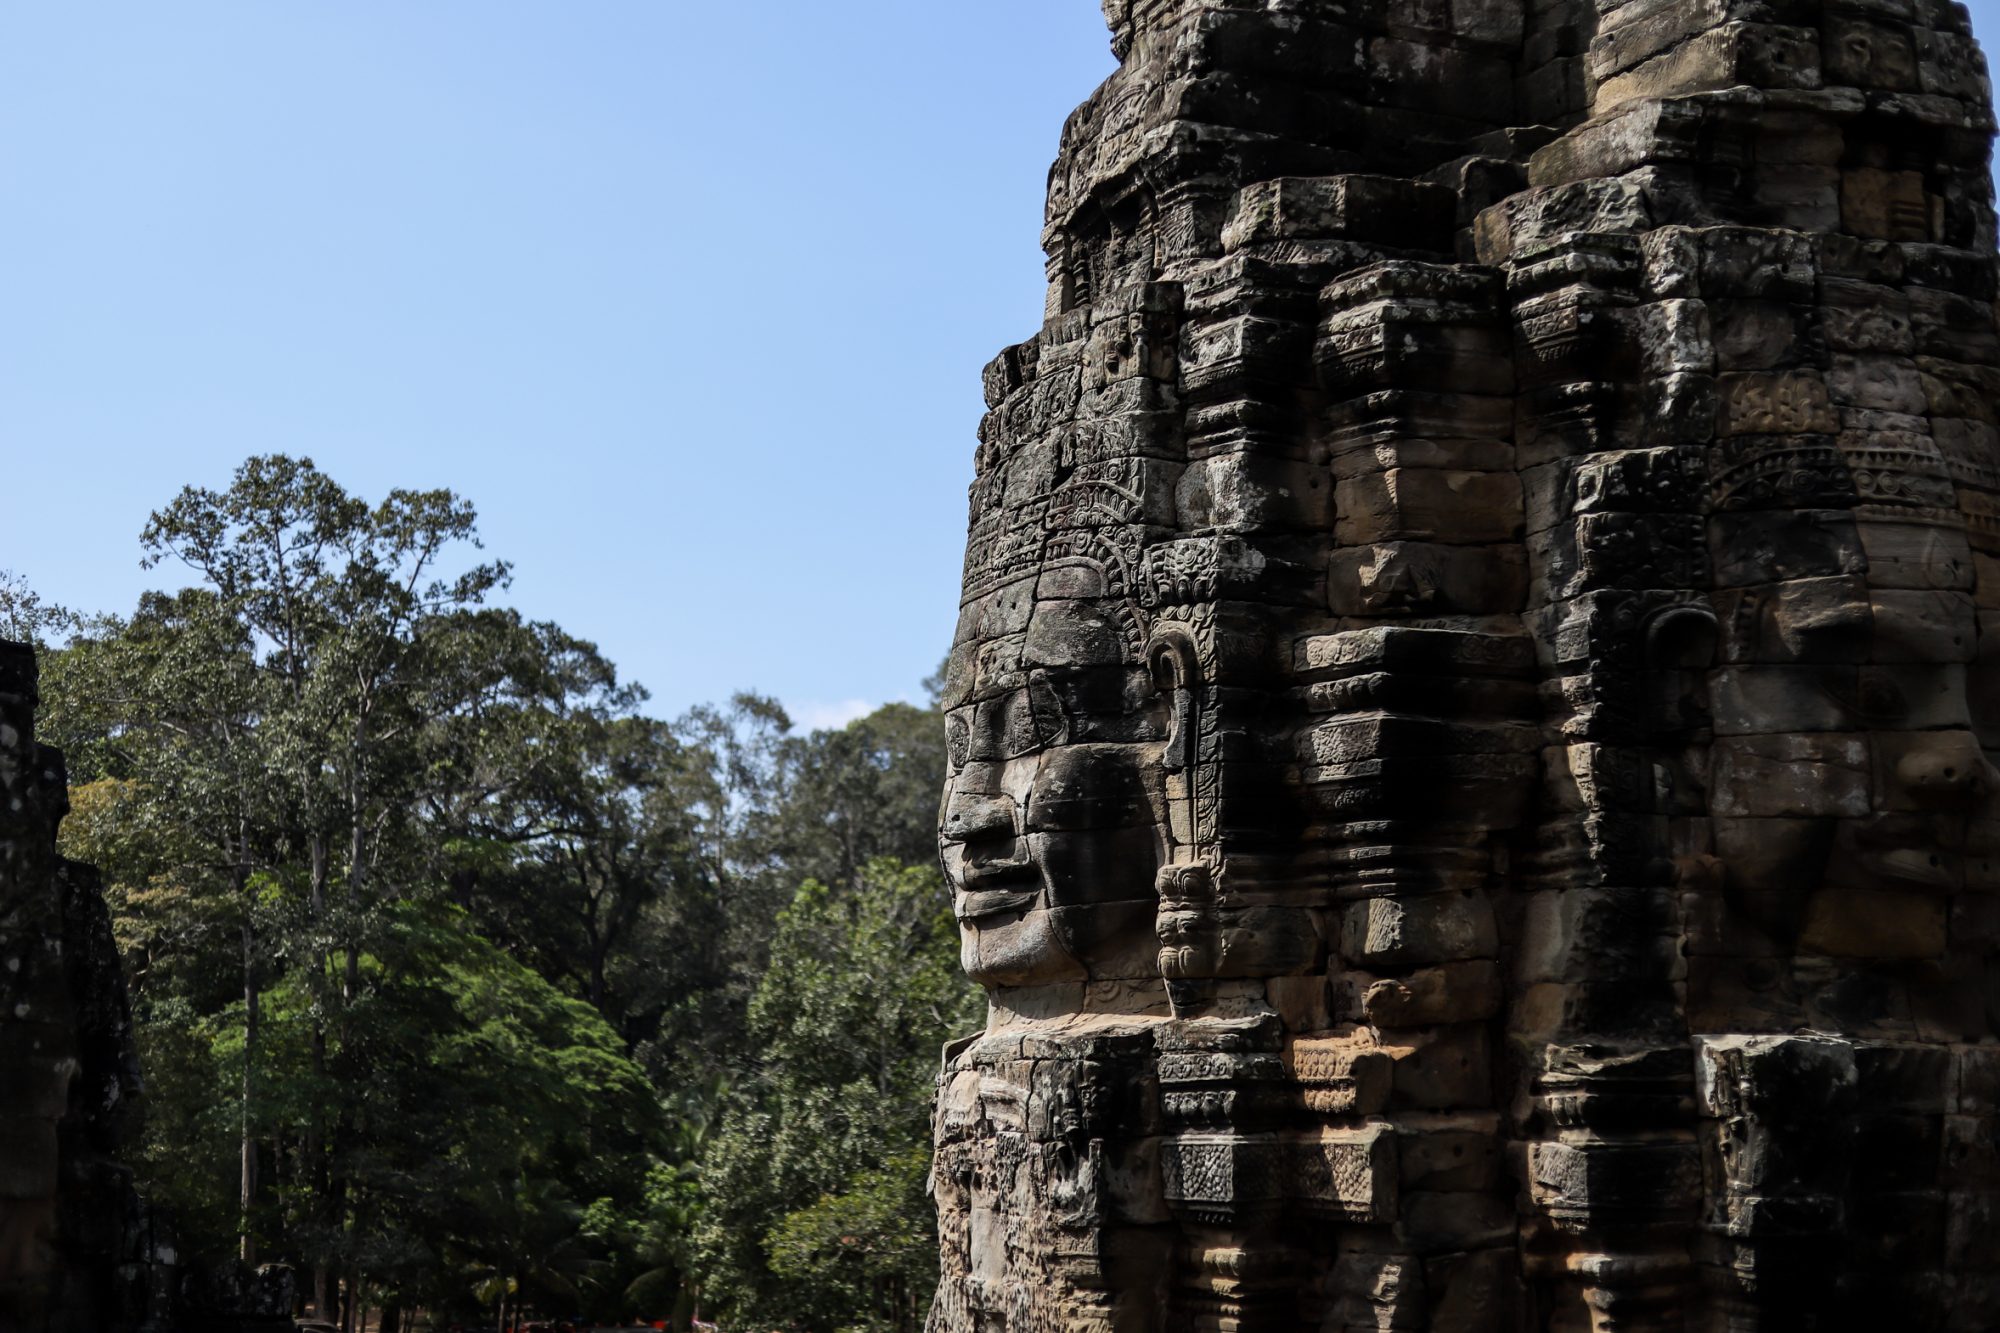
{"left": 946, "top": 713, "right": 970, "bottom": 770}
{"left": 998, "top": 673, "right": 1070, "bottom": 759}
{"left": 1028, "top": 671, "right": 1070, "bottom": 749}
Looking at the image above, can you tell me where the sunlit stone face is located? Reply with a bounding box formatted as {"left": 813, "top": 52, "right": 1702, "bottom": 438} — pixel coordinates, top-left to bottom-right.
{"left": 931, "top": 0, "right": 2000, "bottom": 1323}
{"left": 939, "top": 592, "right": 1166, "bottom": 989}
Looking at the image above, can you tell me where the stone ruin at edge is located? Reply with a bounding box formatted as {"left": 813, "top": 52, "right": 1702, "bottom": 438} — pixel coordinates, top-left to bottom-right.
{"left": 931, "top": 0, "right": 2000, "bottom": 1327}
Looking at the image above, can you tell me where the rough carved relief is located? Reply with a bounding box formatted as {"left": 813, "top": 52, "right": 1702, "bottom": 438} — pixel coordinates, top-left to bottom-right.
{"left": 934, "top": 0, "right": 2000, "bottom": 1328}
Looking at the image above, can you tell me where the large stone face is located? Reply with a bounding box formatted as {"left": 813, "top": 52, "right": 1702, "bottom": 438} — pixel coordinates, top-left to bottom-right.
{"left": 932, "top": 0, "right": 2000, "bottom": 1327}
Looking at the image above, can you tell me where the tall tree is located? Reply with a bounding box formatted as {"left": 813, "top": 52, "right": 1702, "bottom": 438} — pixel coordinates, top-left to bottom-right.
{"left": 46, "top": 589, "right": 275, "bottom": 1260}
{"left": 136, "top": 457, "right": 513, "bottom": 1316}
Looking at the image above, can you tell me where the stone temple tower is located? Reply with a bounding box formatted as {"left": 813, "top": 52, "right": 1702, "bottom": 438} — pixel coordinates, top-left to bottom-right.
{"left": 932, "top": 0, "right": 2000, "bottom": 1327}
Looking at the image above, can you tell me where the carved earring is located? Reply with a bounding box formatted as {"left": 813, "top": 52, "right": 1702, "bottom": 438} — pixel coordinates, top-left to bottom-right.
{"left": 1148, "top": 632, "right": 1218, "bottom": 1016}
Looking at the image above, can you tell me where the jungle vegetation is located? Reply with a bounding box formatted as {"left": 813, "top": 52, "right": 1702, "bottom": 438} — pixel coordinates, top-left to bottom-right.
{"left": 13, "top": 454, "right": 976, "bottom": 1333}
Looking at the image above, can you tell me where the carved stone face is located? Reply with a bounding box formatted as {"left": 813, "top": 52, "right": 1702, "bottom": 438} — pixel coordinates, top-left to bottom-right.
{"left": 935, "top": 0, "right": 2000, "bottom": 1326}
{"left": 1703, "top": 510, "right": 2000, "bottom": 1018}
{"left": 939, "top": 592, "right": 1166, "bottom": 989}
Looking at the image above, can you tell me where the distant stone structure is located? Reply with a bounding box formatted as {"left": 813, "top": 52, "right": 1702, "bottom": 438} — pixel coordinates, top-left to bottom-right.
{"left": 932, "top": 0, "right": 2000, "bottom": 1327}
{"left": 0, "top": 642, "right": 129, "bottom": 1326}
{"left": 0, "top": 639, "right": 166, "bottom": 1332}
{"left": 0, "top": 641, "right": 290, "bottom": 1333}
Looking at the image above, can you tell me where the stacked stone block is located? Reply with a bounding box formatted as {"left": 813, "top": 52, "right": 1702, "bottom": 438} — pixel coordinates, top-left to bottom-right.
{"left": 939, "top": 0, "right": 2000, "bottom": 1327}
{"left": 0, "top": 642, "right": 83, "bottom": 1328}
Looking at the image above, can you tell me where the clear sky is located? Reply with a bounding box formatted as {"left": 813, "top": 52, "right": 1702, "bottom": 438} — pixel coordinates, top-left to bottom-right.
{"left": 0, "top": 1, "right": 1115, "bottom": 729}
{"left": 6, "top": 3, "right": 2000, "bottom": 728}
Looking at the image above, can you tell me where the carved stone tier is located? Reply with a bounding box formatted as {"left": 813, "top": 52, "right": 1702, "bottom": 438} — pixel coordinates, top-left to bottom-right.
{"left": 934, "top": 0, "right": 2000, "bottom": 1327}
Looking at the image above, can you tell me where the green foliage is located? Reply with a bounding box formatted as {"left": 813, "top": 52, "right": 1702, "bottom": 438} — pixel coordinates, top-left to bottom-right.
{"left": 24, "top": 458, "right": 968, "bottom": 1331}
{"left": 763, "top": 1151, "right": 936, "bottom": 1333}
{"left": 0, "top": 567, "right": 71, "bottom": 647}
{"left": 696, "top": 861, "right": 981, "bottom": 1332}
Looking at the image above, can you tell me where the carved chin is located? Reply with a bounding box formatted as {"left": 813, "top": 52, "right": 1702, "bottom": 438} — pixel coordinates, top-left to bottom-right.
{"left": 959, "top": 906, "right": 1086, "bottom": 987}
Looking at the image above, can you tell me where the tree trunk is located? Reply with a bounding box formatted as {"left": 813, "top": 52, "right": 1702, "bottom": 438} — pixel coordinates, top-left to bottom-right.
{"left": 308, "top": 831, "right": 333, "bottom": 1321}
{"left": 238, "top": 896, "right": 259, "bottom": 1265}
{"left": 345, "top": 789, "right": 365, "bottom": 1008}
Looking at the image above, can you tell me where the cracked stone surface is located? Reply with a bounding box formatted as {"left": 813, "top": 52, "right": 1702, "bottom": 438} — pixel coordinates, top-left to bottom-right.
{"left": 932, "top": 0, "right": 2000, "bottom": 1327}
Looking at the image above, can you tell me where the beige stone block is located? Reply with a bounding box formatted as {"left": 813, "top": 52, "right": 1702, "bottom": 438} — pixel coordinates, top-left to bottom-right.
{"left": 1383, "top": 1024, "right": 1493, "bottom": 1109}
{"left": 1104, "top": 1136, "right": 1170, "bottom": 1225}
{"left": 1918, "top": 358, "right": 2000, "bottom": 422}
{"left": 1283, "top": 1126, "right": 1400, "bottom": 1224}
{"left": 1341, "top": 892, "right": 1499, "bottom": 967}
{"left": 1914, "top": 28, "right": 1992, "bottom": 100}
{"left": 1596, "top": 23, "right": 1822, "bottom": 112}
{"left": 1426, "top": 1247, "right": 1520, "bottom": 1332}
{"left": 1266, "top": 973, "right": 1331, "bottom": 1032}
{"left": 1540, "top": 742, "right": 1657, "bottom": 814}
{"left": 1686, "top": 956, "right": 1808, "bottom": 1030}
{"left": 1932, "top": 418, "right": 2000, "bottom": 491}
{"left": 1398, "top": 1190, "right": 1515, "bottom": 1249}
{"left": 1177, "top": 451, "right": 1326, "bottom": 531}
{"left": 1800, "top": 886, "right": 1947, "bottom": 957}
{"left": 1442, "top": 0, "right": 1523, "bottom": 46}
{"left": 1756, "top": 166, "right": 1843, "bottom": 235}
{"left": 1841, "top": 168, "right": 1932, "bottom": 241}
{"left": 1525, "top": 1139, "right": 1701, "bottom": 1216}
{"left": 1516, "top": 887, "right": 1685, "bottom": 982}
{"left": 1822, "top": 281, "right": 1916, "bottom": 355}
{"left": 1711, "top": 299, "right": 1811, "bottom": 370}
{"left": 1287, "top": 1032, "right": 1396, "bottom": 1116}
{"left": 1593, "top": 0, "right": 1725, "bottom": 80}
{"left": 1711, "top": 733, "right": 1873, "bottom": 817}
{"left": 1718, "top": 370, "right": 1838, "bottom": 435}
{"left": 1328, "top": 433, "right": 1516, "bottom": 480}
{"left": 1712, "top": 665, "right": 1865, "bottom": 733}
{"left": 1328, "top": 540, "right": 1527, "bottom": 615}
{"left": 1823, "top": 16, "right": 1921, "bottom": 89}
{"left": 1829, "top": 353, "right": 1929, "bottom": 413}
{"left": 1331, "top": 1251, "right": 1424, "bottom": 1328}
{"left": 1333, "top": 960, "right": 1503, "bottom": 1026}
{"left": 1713, "top": 576, "right": 1872, "bottom": 662}
{"left": 1858, "top": 519, "right": 1976, "bottom": 590}
{"left": 1396, "top": 1119, "right": 1503, "bottom": 1192}
{"left": 1957, "top": 1046, "right": 2000, "bottom": 1114}
{"left": 1871, "top": 589, "right": 1977, "bottom": 662}
{"left": 1333, "top": 469, "right": 1524, "bottom": 545}
{"left": 1471, "top": 177, "right": 1651, "bottom": 264}
{"left": 1946, "top": 1188, "right": 2000, "bottom": 1271}
{"left": 1634, "top": 298, "right": 1717, "bottom": 376}
{"left": 1681, "top": 886, "right": 1787, "bottom": 958}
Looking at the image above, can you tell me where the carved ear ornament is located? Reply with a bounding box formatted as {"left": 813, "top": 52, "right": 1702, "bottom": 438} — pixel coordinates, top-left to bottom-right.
{"left": 1139, "top": 534, "right": 1264, "bottom": 609}
{"left": 1643, "top": 604, "right": 1720, "bottom": 671}
{"left": 1148, "top": 631, "right": 1202, "bottom": 776}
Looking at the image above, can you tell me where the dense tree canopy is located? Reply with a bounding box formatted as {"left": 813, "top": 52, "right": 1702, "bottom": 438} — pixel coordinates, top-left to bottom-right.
{"left": 21, "top": 455, "right": 970, "bottom": 1332}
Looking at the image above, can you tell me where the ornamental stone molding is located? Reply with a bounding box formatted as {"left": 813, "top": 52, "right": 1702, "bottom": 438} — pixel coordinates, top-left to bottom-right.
{"left": 931, "top": 0, "right": 2000, "bottom": 1327}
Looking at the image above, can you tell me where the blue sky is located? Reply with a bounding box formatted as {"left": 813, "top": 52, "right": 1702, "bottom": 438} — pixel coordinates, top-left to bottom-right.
{"left": 5, "top": 3, "right": 1999, "bottom": 728}
{"left": 0, "top": 1, "right": 1113, "bottom": 729}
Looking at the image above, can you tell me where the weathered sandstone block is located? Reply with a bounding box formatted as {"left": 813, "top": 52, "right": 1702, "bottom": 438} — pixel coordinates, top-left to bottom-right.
{"left": 934, "top": 0, "right": 2000, "bottom": 1326}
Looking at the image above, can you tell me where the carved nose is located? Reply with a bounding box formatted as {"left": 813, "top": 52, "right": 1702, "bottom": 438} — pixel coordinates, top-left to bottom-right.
{"left": 1891, "top": 731, "right": 1998, "bottom": 811}
{"left": 942, "top": 791, "right": 1017, "bottom": 844}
